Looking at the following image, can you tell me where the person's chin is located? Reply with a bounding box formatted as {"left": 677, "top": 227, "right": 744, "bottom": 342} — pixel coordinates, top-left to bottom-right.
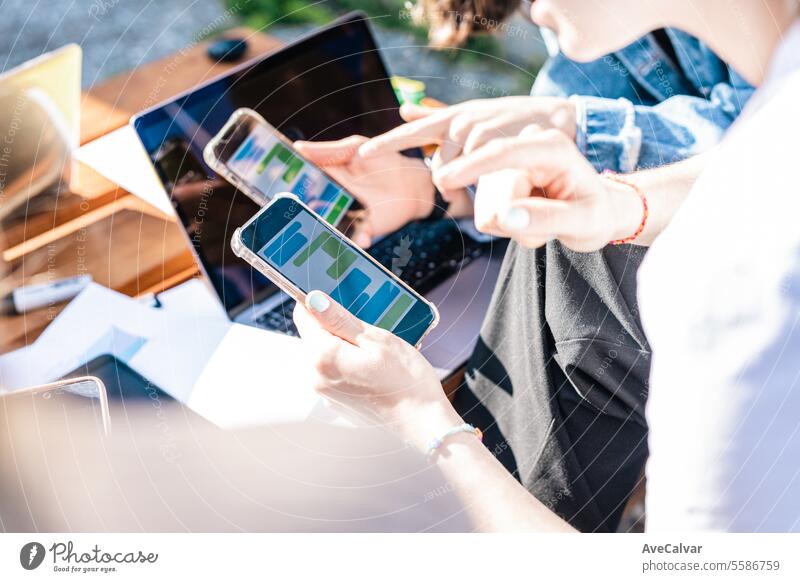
{"left": 532, "top": 1, "right": 633, "bottom": 63}
{"left": 530, "top": 0, "right": 558, "bottom": 31}
{"left": 531, "top": 3, "right": 593, "bottom": 61}
{"left": 561, "top": 47, "right": 594, "bottom": 62}
{"left": 552, "top": 35, "right": 591, "bottom": 63}
{"left": 546, "top": 27, "right": 610, "bottom": 63}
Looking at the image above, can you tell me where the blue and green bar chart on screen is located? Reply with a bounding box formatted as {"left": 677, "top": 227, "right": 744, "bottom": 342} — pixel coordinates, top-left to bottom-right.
{"left": 257, "top": 210, "right": 415, "bottom": 332}
{"left": 229, "top": 126, "right": 354, "bottom": 225}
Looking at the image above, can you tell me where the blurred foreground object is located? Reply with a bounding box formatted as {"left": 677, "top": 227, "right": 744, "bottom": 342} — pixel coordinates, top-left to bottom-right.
{"left": 0, "top": 394, "right": 469, "bottom": 532}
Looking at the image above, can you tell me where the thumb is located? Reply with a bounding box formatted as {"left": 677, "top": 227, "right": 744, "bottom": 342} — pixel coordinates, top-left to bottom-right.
{"left": 305, "top": 290, "right": 368, "bottom": 345}
{"left": 399, "top": 102, "right": 439, "bottom": 121}
{"left": 497, "top": 197, "right": 574, "bottom": 239}
{"left": 294, "top": 135, "right": 367, "bottom": 166}
{"left": 351, "top": 223, "right": 373, "bottom": 249}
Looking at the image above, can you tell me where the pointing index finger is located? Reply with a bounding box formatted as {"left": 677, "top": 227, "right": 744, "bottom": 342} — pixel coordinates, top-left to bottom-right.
{"left": 358, "top": 109, "right": 456, "bottom": 157}
{"left": 434, "top": 132, "right": 578, "bottom": 191}
{"left": 294, "top": 135, "right": 366, "bottom": 165}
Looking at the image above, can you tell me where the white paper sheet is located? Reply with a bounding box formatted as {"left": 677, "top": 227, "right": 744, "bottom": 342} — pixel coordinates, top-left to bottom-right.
{"left": 0, "top": 283, "right": 158, "bottom": 392}
{"left": 128, "top": 280, "right": 231, "bottom": 403}
{"left": 0, "top": 280, "right": 321, "bottom": 428}
{"left": 128, "top": 279, "right": 320, "bottom": 428}
{"left": 186, "top": 323, "right": 320, "bottom": 429}
{"left": 74, "top": 124, "right": 174, "bottom": 217}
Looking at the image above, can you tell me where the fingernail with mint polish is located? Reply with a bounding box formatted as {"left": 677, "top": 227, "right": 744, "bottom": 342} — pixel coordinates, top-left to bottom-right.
{"left": 307, "top": 290, "right": 331, "bottom": 313}
{"left": 500, "top": 207, "right": 530, "bottom": 231}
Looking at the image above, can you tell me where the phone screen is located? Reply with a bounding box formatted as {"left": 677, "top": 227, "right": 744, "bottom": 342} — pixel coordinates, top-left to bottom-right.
{"left": 241, "top": 197, "right": 436, "bottom": 345}
{"left": 225, "top": 122, "right": 355, "bottom": 227}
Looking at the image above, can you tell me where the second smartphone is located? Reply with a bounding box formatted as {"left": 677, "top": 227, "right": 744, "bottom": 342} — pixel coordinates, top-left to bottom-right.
{"left": 231, "top": 194, "right": 439, "bottom": 347}
{"left": 204, "top": 107, "right": 365, "bottom": 239}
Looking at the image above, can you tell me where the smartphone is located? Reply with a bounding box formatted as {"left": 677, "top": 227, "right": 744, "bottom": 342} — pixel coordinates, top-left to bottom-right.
{"left": 204, "top": 108, "right": 366, "bottom": 239}
{"left": 1, "top": 376, "right": 111, "bottom": 436}
{"left": 231, "top": 193, "right": 439, "bottom": 347}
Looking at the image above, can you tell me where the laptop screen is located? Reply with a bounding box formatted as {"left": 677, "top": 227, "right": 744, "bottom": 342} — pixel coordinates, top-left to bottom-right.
{"left": 0, "top": 44, "right": 81, "bottom": 231}
{"left": 132, "top": 13, "right": 404, "bottom": 317}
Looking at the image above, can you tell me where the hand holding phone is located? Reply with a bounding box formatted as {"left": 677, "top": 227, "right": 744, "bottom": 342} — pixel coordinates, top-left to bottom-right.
{"left": 231, "top": 194, "right": 438, "bottom": 346}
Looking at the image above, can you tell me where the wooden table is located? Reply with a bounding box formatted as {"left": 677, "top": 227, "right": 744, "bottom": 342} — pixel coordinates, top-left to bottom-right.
{"left": 0, "top": 28, "right": 283, "bottom": 354}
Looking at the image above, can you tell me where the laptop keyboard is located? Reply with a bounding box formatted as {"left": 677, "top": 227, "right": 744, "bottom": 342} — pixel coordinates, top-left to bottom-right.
{"left": 254, "top": 299, "right": 299, "bottom": 336}
{"left": 252, "top": 219, "right": 487, "bottom": 336}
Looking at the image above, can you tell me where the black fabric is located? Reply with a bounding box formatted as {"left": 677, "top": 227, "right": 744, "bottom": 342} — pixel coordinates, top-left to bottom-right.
{"left": 652, "top": 29, "right": 680, "bottom": 69}
{"left": 427, "top": 187, "right": 450, "bottom": 221}
{"left": 453, "top": 240, "right": 651, "bottom": 532}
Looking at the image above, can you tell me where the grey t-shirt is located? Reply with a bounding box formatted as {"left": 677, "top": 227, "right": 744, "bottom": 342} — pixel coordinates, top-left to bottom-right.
{"left": 453, "top": 240, "right": 651, "bottom": 531}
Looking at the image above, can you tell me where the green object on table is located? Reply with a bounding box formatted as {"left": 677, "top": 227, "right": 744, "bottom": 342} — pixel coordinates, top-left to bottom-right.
{"left": 391, "top": 76, "right": 426, "bottom": 105}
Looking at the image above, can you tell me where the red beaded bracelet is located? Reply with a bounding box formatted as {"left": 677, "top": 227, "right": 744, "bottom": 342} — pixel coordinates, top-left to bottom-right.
{"left": 602, "top": 170, "right": 649, "bottom": 245}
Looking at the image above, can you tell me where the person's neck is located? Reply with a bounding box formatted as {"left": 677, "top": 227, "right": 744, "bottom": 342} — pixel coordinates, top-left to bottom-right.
{"left": 673, "top": 1, "right": 799, "bottom": 86}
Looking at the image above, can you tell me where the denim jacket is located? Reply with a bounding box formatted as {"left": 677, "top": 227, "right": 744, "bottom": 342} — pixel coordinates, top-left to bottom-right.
{"left": 534, "top": 29, "right": 754, "bottom": 172}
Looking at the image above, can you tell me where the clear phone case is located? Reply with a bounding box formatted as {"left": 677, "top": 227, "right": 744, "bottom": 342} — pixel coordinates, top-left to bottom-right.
{"left": 230, "top": 193, "right": 440, "bottom": 348}
{"left": 203, "top": 108, "right": 272, "bottom": 206}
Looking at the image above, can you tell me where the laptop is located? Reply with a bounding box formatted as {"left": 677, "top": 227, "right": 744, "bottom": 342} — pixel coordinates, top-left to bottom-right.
{"left": 0, "top": 44, "right": 81, "bottom": 226}
{"left": 131, "top": 12, "right": 504, "bottom": 374}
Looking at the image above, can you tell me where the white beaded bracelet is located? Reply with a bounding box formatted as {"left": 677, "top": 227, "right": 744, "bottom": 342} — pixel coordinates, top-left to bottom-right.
{"left": 426, "top": 423, "right": 483, "bottom": 457}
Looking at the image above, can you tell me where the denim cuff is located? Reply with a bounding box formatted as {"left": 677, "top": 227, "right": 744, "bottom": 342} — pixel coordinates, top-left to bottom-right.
{"left": 570, "top": 95, "right": 642, "bottom": 173}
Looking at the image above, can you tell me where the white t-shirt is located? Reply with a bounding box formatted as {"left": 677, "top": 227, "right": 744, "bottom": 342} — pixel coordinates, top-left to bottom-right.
{"left": 639, "top": 21, "right": 800, "bottom": 532}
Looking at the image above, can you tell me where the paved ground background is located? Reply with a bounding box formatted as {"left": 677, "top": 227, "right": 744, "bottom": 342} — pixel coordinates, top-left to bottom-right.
{"left": 0, "top": 0, "right": 546, "bottom": 103}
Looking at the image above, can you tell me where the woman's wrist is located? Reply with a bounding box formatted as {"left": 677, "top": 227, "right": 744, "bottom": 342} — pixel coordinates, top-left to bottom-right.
{"left": 389, "top": 395, "right": 465, "bottom": 453}
{"left": 603, "top": 174, "right": 648, "bottom": 244}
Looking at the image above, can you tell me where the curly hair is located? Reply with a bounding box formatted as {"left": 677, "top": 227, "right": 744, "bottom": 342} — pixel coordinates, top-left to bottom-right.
{"left": 408, "top": 0, "right": 523, "bottom": 47}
